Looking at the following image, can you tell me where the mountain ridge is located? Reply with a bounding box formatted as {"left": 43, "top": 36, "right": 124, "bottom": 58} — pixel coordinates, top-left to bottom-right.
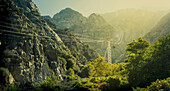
{"left": 0, "top": 0, "right": 99, "bottom": 85}
{"left": 144, "top": 12, "right": 170, "bottom": 42}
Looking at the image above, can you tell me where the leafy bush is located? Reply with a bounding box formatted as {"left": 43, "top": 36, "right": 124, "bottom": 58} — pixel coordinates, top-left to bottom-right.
{"left": 32, "top": 76, "right": 62, "bottom": 91}
{"left": 0, "top": 67, "right": 10, "bottom": 85}
{"left": 3, "top": 50, "right": 16, "bottom": 57}
{"left": 100, "top": 75, "right": 130, "bottom": 91}
{"left": 4, "top": 85, "right": 21, "bottom": 91}
{"left": 133, "top": 78, "right": 170, "bottom": 91}
{"left": 79, "top": 64, "right": 94, "bottom": 78}
{"left": 66, "top": 59, "right": 75, "bottom": 70}
{"left": 126, "top": 36, "right": 170, "bottom": 87}
{"left": 67, "top": 68, "right": 74, "bottom": 76}
{"left": 71, "top": 80, "right": 89, "bottom": 91}
{"left": 89, "top": 77, "right": 107, "bottom": 83}
{"left": 58, "top": 57, "right": 67, "bottom": 70}
{"left": 17, "top": 42, "right": 24, "bottom": 47}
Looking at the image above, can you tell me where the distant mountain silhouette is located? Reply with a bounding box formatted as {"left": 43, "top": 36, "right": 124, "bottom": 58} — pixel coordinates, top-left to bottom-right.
{"left": 144, "top": 12, "right": 170, "bottom": 42}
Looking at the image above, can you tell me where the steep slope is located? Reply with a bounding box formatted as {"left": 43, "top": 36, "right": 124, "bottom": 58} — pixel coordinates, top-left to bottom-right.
{"left": 101, "top": 8, "right": 168, "bottom": 43}
{"left": 0, "top": 0, "right": 81, "bottom": 85}
{"left": 55, "top": 29, "right": 99, "bottom": 63}
{"left": 144, "top": 12, "right": 170, "bottom": 42}
{"left": 101, "top": 9, "right": 168, "bottom": 62}
{"left": 44, "top": 18, "right": 100, "bottom": 64}
{"left": 45, "top": 8, "right": 168, "bottom": 63}
{"left": 45, "top": 9, "right": 118, "bottom": 62}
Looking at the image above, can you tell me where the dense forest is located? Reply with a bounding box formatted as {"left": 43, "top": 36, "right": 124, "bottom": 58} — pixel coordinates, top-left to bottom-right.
{"left": 0, "top": 0, "right": 169, "bottom": 91}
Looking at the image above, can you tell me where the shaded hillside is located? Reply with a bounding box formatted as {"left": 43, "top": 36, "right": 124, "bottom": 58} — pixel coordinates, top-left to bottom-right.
{"left": 144, "top": 12, "right": 170, "bottom": 42}
{"left": 101, "top": 8, "right": 167, "bottom": 43}
{"left": 101, "top": 9, "right": 168, "bottom": 62}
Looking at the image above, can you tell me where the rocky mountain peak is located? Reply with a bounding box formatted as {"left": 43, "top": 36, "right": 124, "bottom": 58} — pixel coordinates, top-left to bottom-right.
{"left": 12, "top": 0, "right": 40, "bottom": 16}
{"left": 52, "top": 8, "right": 86, "bottom": 28}
{"left": 88, "top": 13, "right": 108, "bottom": 25}
{"left": 53, "top": 8, "right": 83, "bottom": 19}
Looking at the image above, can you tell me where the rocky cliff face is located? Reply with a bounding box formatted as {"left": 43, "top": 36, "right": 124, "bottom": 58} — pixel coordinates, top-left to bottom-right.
{"left": 0, "top": 0, "right": 96, "bottom": 85}
{"left": 44, "top": 17, "right": 100, "bottom": 65}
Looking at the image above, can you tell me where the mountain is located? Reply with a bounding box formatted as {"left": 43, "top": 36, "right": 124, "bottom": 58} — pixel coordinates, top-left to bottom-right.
{"left": 45, "top": 8, "right": 167, "bottom": 63}
{"left": 45, "top": 9, "right": 117, "bottom": 62}
{"left": 144, "top": 12, "right": 170, "bottom": 42}
{"left": 44, "top": 18, "right": 99, "bottom": 64}
{"left": 0, "top": 0, "right": 99, "bottom": 86}
{"left": 101, "top": 9, "right": 168, "bottom": 62}
{"left": 55, "top": 29, "right": 99, "bottom": 63}
{"left": 52, "top": 8, "right": 87, "bottom": 29}
{"left": 101, "top": 8, "right": 168, "bottom": 43}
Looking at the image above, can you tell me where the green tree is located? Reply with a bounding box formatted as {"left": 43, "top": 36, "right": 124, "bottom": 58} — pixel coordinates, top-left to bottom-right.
{"left": 126, "top": 35, "right": 170, "bottom": 87}
{"left": 0, "top": 67, "right": 10, "bottom": 85}
{"left": 67, "top": 68, "right": 74, "bottom": 76}
{"left": 125, "top": 37, "right": 150, "bottom": 87}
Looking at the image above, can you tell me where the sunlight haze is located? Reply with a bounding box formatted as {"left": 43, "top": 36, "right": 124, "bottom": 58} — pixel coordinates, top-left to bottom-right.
{"left": 32, "top": 0, "right": 170, "bottom": 17}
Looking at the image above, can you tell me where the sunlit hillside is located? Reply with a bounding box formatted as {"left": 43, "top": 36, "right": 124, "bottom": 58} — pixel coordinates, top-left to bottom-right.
{"left": 0, "top": 0, "right": 169, "bottom": 91}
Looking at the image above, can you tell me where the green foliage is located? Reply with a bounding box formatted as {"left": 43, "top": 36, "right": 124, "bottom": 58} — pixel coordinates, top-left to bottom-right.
{"left": 79, "top": 64, "right": 95, "bottom": 78}
{"left": 81, "top": 57, "right": 127, "bottom": 78}
{"left": 0, "top": 68, "right": 10, "bottom": 79}
{"left": 100, "top": 75, "right": 129, "bottom": 91}
{"left": 0, "top": 67, "right": 10, "bottom": 85}
{"left": 106, "top": 76, "right": 121, "bottom": 90}
{"left": 58, "top": 57, "right": 67, "bottom": 70}
{"left": 126, "top": 35, "right": 170, "bottom": 87}
{"left": 67, "top": 68, "right": 74, "bottom": 76}
{"left": 3, "top": 50, "right": 16, "bottom": 57}
{"left": 133, "top": 78, "right": 170, "bottom": 91}
{"left": 32, "top": 76, "right": 62, "bottom": 91}
{"left": 126, "top": 37, "right": 150, "bottom": 54}
{"left": 64, "top": 75, "right": 80, "bottom": 81}
{"left": 31, "top": 11, "right": 39, "bottom": 16}
{"left": 66, "top": 59, "right": 75, "bottom": 70}
{"left": 17, "top": 42, "right": 24, "bottom": 47}
{"left": 4, "top": 85, "right": 21, "bottom": 91}
{"left": 71, "top": 80, "right": 89, "bottom": 91}
{"left": 74, "top": 75, "right": 129, "bottom": 91}
{"left": 86, "top": 57, "right": 110, "bottom": 77}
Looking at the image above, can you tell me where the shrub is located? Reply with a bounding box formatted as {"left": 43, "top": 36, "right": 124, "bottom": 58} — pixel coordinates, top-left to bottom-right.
{"left": 32, "top": 76, "right": 62, "bottom": 91}
{"left": 71, "top": 81, "right": 89, "bottom": 91}
{"left": 4, "top": 85, "right": 21, "bottom": 91}
{"left": 133, "top": 78, "right": 170, "bottom": 91}
{"left": 79, "top": 65, "right": 92, "bottom": 78}
{"left": 100, "top": 75, "right": 130, "bottom": 91}
{"left": 66, "top": 59, "right": 75, "bottom": 70}
{"left": 67, "top": 68, "right": 74, "bottom": 76}
{"left": 3, "top": 50, "right": 16, "bottom": 57}
{"left": 0, "top": 67, "right": 10, "bottom": 85}
{"left": 58, "top": 57, "right": 67, "bottom": 70}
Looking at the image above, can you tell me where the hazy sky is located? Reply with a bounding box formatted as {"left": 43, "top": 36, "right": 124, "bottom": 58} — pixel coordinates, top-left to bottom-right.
{"left": 32, "top": 0, "right": 170, "bottom": 17}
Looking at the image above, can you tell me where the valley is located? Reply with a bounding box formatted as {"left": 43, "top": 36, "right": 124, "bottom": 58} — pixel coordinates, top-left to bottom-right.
{"left": 0, "top": 0, "right": 169, "bottom": 91}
